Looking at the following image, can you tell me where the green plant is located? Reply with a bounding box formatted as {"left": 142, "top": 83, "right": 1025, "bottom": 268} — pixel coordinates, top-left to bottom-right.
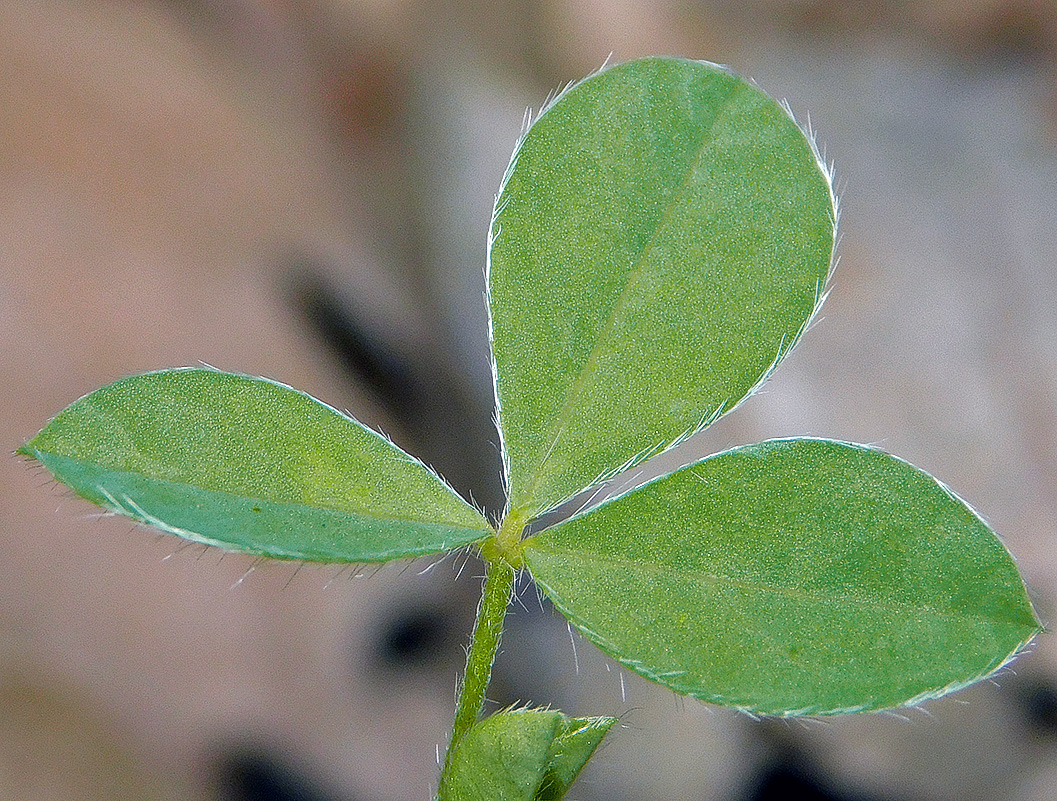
{"left": 19, "top": 57, "right": 1039, "bottom": 799}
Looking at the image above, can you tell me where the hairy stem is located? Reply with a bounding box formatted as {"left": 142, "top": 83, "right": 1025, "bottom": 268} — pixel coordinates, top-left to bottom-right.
{"left": 438, "top": 552, "right": 515, "bottom": 788}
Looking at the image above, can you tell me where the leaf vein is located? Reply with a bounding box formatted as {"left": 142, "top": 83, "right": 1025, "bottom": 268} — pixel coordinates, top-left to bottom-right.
{"left": 529, "top": 546, "right": 1029, "bottom": 628}
{"left": 517, "top": 79, "right": 743, "bottom": 512}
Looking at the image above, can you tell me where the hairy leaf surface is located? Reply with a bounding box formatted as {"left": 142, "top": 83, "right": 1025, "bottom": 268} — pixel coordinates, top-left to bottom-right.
{"left": 489, "top": 57, "right": 835, "bottom": 516}
{"left": 525, "top": 438, "right": 1040, "bottom": 715}
{"left": 20, "top": 368, "right": 491, "bottom": 561}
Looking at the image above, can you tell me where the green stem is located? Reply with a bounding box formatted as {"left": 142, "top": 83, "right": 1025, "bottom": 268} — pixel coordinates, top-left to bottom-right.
{"left": 438, "top": 552, "right": 515, "bottom": 786}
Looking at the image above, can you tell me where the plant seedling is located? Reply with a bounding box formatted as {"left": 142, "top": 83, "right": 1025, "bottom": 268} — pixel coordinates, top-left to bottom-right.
{"left": 19, "top": 57, "right": 1040, "bottom": 799}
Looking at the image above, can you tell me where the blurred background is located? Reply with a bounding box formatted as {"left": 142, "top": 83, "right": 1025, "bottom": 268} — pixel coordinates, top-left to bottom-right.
{"left": 3, "top": 1, "right": 1057, "bottom": 799}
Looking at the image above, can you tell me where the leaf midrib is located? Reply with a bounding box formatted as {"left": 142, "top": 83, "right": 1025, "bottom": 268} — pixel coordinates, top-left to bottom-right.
{"left": 32, "top": 448, "right": 491, "bottom": 532}
{"left": 514, "top": 79, "right": 744, "bottom": 514}
{"left": 527, "top": 544, "right": 1033, "bottom": 629}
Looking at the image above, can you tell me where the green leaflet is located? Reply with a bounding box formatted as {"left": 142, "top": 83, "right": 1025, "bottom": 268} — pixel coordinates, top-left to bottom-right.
{"left": 19, "top": 368, "right": 491, "bottom": 562}
{"left": 535, "top": 713, "right": 616, "bottom": 801}
{"left": 524, "top": 438, "right": 1040, "bottom": 716}
{"left": 438, "top": 708, "right": 615, "bottom": 801}
{"left": 489, "top": 57, "right": 835, "bottom": 517}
